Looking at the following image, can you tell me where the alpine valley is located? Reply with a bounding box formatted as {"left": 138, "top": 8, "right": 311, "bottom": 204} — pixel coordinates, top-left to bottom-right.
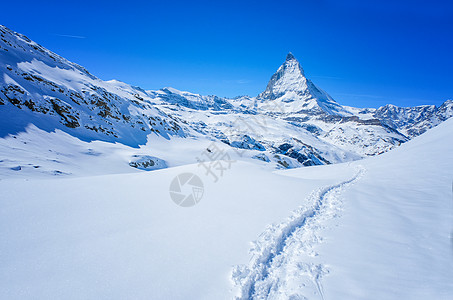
{"left": 0, "top": 25, "right": 452, "bottom": 177}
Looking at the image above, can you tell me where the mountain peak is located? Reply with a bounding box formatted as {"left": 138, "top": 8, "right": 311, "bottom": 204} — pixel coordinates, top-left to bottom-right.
{"left": 257, "top": 53, "right": 348, "bottom": 116}
{"left": 286, "top": 52, "right": 296, "bottom": 61}
{"left": 257, "top": 53, "right": 308, "bottom": 102}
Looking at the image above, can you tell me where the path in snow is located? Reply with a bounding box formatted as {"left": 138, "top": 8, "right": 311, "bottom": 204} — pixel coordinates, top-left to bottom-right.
{"left": 232, "top": 166, "right": 365, "bottom": 300}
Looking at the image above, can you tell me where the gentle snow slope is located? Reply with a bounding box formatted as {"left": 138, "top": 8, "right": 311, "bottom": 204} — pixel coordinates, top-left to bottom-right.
{"left": 319, "top": 117, "right": 453, "bottom": 299}
{"left": 235, "top": 117, "right": 453, "bottom": 299}
{"left": 0, "top": 161, "right": 354, "bottom": 299}
{"left": 0, "top": 119, "right": 452, "bottom": 299}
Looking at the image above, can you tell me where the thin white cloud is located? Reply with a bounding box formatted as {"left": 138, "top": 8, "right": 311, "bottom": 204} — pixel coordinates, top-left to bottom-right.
{"left": 54, "top": 34, "right": 86, "bottom": 39}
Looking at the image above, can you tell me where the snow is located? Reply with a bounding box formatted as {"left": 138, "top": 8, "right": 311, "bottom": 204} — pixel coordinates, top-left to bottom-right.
{"left": 1, "top": 116, "right": 452, "bottom": 299}
{"left": 233, "top": 117, "right": 453, "bottom": 299}
{"left": 1, "top": 24, "right": 453, "bottom": 299}
{"left": 318, "top": 118, "right": 453, "bottom": 299}
{"left": 0, "top": 161, "right": 341, "bottom": 299}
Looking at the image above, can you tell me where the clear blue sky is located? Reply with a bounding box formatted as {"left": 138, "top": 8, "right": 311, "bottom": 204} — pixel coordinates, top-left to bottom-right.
{"left": 2, "top": 0, "right": 453, "bottom": 108}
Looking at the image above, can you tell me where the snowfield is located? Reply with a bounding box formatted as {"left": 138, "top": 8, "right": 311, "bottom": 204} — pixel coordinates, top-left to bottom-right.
{"left": 1, "top": 116, "right": 452, "bottom": 300}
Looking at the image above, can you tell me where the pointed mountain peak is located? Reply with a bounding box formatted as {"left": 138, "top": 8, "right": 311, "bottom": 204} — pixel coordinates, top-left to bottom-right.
{"left": 286, "top": 52, "right": 296, "bottom": 61}
{"left": 257, "top": 54, "right": 347, "bottom": 116}
{"left": 257, "top": 53, "right": 307, "bottom": 101}
{"left": 282, "top": 52, "right": 304, "bottom": 76}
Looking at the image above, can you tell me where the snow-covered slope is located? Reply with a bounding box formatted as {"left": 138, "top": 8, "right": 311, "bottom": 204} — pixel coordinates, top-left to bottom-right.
{"left": 232, "top": 117, "right": 453, "bottom": 300}
{"left": 1, "top": 102, "right": 451, "bottom": 300}
{"left": 316, "top": 117, "right": 453, "bottom": 300}
{"left": 0, "top": 25, "right": 186, "bottom": 147}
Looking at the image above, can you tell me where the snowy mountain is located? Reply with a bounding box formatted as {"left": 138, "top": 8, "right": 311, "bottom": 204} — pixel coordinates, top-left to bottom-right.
{"left": 374, "top": 101, "right": 453, "bottom": 137}
{"left": 0, "top": 24, "right": 452, "bottom": 177}
{"left": 0, "top": 25, "right": 186, "bottom": 147}
{"left": 1, "top": 95, "right": 452, "bottom": 300}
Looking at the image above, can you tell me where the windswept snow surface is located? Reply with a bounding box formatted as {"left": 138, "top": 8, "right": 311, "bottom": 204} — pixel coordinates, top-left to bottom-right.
{"left": 233, "top": 118, "right": 453, "bottom": 299}
{"left": 0, "top": 161, "right": 351, "bottom": 299}
{"left": 1, "top": 119, "right": 452, "bottom": 299}
{"left": 316, "top": 118, "right": 453, "bottom": 300}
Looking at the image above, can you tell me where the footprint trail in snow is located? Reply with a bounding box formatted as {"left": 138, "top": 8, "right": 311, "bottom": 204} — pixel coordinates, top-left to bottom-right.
{"left": 232, "top": 166, "right": 365, "bottom": 300}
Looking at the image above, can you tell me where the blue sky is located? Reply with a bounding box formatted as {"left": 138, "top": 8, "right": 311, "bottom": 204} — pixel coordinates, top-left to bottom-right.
{"left": 3, "top": 0, "right": 453, "bottom": 108}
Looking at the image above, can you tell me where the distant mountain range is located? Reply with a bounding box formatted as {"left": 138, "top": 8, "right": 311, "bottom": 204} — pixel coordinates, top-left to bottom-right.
{"left": 1, "top": 24, "right": 452, "bottom": 170}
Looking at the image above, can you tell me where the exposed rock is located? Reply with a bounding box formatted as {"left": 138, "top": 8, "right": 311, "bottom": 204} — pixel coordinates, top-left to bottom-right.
{"left": 129, "top": 155, "right": 167, "bottom": 171}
